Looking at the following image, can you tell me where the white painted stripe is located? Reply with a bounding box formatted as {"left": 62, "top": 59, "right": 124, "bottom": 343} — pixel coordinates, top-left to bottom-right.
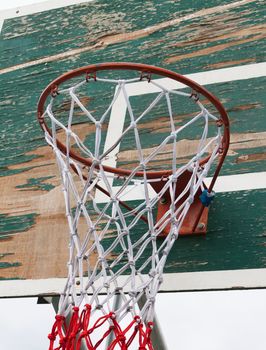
{"left": 95, "top": 182, "right": 157, "bottom": 203}
{"left": 95, "top": 63, "right": 266, "bottom": 203}
{"left": 1, "top": 268, "right": 266, "bottom": 297}
{"left": 95, "top": 171, "right": 266, "bottom": 203}
{"left": 205, "top": 171, "right": 266, "bottom": 193}
{"left": 162, "top": 269, "right": 266, "bottom": 292}
{"left": 0, "top": 0, "right": 92, "bottom": 21}
{"left": 96, "top": 89, "right": 128, "bottom": 194}
{"left": 126, "top": 62, "right": 266, "bottom": 96}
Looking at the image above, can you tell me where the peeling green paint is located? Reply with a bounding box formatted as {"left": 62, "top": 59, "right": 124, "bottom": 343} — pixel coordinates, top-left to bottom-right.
{"left": 16, "top": 176, "right": 55, "bottom": 191}
{"left": 0, "top": 0, "right": 265, "bottom": 283}
{"left": 0, "top": 213, "right": 38, "bottom": 238}
{"left": 0, "top": 261, "right": 21, "bottom": 269}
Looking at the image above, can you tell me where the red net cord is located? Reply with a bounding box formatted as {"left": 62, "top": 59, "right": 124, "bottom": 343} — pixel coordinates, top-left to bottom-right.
{"left": 48, "top": 305, "right": 154, "bottom": 350}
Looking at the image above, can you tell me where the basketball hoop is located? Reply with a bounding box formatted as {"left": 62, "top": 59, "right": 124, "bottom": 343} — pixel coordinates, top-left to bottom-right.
{"left": 37, "top": 62, "right": 229, "bottom": 349}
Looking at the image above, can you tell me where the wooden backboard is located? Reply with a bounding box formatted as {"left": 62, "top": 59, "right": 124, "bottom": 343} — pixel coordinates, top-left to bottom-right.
{"left": 0, "top": 0, "right": 266, "bottom": 297}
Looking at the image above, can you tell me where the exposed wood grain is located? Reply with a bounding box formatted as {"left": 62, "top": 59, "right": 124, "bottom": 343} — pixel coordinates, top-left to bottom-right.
{"left": 0, "top": 0, "right": 265, "bottom": 285}
{"left": 0, "top": 0, "right": 258, "bottom": 75}
{"left": 165, "top": 30, "right": 266, "bottom": 64}
{"left": 117, "top": 131, "right": 266, "bottom": 165}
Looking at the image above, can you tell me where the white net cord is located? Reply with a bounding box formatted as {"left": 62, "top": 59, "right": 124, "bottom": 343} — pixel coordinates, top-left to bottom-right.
{"left": 43, "top": 75, "right": 222, "bottom": 350}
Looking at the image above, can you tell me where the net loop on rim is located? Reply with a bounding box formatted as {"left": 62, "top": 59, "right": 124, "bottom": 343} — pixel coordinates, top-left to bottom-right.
{"left": 38, "top": 63, "right": 229, "bottom": 349}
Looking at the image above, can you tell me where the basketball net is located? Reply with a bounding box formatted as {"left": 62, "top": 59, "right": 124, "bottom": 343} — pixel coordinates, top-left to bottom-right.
{"left": 40, "top": 67, "right": 225, "bottom": 349}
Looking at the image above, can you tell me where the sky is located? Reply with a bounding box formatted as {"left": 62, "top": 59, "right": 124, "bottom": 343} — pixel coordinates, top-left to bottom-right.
{"left": 0, "top": 0, "right": 45, "bottom": 11}
{"left": 0, "top": 1, "right": 266, "bottom": 349}
{"left": 1, "top": 290, "right": 266, "bottom": 349}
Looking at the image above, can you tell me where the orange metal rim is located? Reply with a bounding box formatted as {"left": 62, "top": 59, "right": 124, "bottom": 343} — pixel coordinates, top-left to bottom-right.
{"left": 37, "top": 62, "right": 230, "bottom": 180}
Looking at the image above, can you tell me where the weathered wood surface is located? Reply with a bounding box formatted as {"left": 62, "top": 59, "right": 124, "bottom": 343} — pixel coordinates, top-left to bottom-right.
{"left": 0, "top": 0, "right": 265, "bottom": 283}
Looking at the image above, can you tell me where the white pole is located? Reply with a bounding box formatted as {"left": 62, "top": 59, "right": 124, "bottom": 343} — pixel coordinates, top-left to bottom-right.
{"left": 138, "top": 295, "right": 169, "bottom": 350}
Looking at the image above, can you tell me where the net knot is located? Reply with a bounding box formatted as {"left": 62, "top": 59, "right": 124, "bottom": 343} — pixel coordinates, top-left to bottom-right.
{"left": 80, "top": 330, "right": 88, "bottom": 338}
{"left": 140, "top": 162, "right": 146, "bottom": 170}
{"left": 171, "top": 230, "right": 179, "bottom": 240}
{"left": 51, "top": 85, "right": 59, "bottom": 97}
{"left": 134, "top": 315, "right": 141, "bottom": 323}
{"left": 92, "top": 159, "right": 100, "bottom": 166}
{"left": 130, "top": 121, "right": 137, "bottom": 129}
{"left": 129, "top": 260, "right": 135, "bottom": 267}
{"left": 151, "top": 234, "right": 156, "bottom": 241}
{"left": 69, "top": 331, "right": 77, "bottom": 339}
{"left": 190, "top": 90, "right": 199, "bottom": 102}
{"left": 149, "top": 269, "right": 156, "bottom": 278}
{"left": 216, "top": 119, "right": 223, "bottom": 127}
{"left": 118, "top": 334, "right": 126, "bottom": 341}
{"left": 55, "top": 315, "right": 65, "bottom": 321}
{"left": 147, "top": 321, "right": 154, "bottom": 332}
{"left": 188, "top": 195, "right": 194, "bottom": 204}
{"left": 48, "top": 333, "right": 56, "bottom": 341}
{"left": 59, "top": 338, "right": 67, "bottom": 346}
{"left": 149, "top": 296, "right": 155, "bottom": 304}
{"left": 95, "top": 121, "right": 102, "bottom": 129}
{"left": 109, "top": 312, "right": 117, "bottom": 321}
{"left": 85, "top": 71, "right": 96, "bottom": 81}
{"left": 170, "top": 131, "right": 176, "bottom": 140}
{"left": 163, "top": 248, "right": 169, "bottom": 255}
{"left": 140, "top": 71, "right": 151, "bottom": 82}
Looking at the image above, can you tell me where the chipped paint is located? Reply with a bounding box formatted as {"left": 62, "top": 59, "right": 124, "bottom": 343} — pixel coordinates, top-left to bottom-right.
{"left": 165, "top": 32, "right": 265, "bottom": 64}
{"left": 16, "top": 176, "right": 55, "bottom": 191}
{"left": 0, "top": 0, "right": 257, "bottom": 75}
{"left": 0, "top": 0, "right": 265, "bottom": 288}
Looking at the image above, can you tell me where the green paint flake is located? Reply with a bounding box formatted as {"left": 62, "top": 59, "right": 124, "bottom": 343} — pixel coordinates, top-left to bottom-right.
{"left": 0, "top": 213, "right": 38, "bottom": 238}
{"left": 165, "top": 189, "right": 266, "bottom": 273}
{"left": 16, "top": 176, "right": 55, "bottom": 191}
{"left": 0, "top": 261, "right": 21, "bottom": 269}
{"left": 0, "top": 0, "right": 265, "bottom": 177}
{"left": 0, "top": 252, "right": 14, "bottom": 259}
{"left": 0, "top": 254, "right": 22, "bottom": 275}
{"left": 1, "top": 165, "right": 38, "bottom": 178}
{"left": 0, "top": 276, "right": 22, "bottom": 280}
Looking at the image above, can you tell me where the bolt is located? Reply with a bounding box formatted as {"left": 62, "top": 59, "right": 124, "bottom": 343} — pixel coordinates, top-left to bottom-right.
{"left": 160, "top": 197, "right": 167, "bottom": 204}
{"left": 197, "top": 223, "right": 205, "bottom": 230}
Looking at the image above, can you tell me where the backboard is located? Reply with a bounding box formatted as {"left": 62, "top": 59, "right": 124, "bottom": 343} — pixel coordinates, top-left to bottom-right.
{"left": 0, "top": 0, "right": 265, "bottom": 298}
